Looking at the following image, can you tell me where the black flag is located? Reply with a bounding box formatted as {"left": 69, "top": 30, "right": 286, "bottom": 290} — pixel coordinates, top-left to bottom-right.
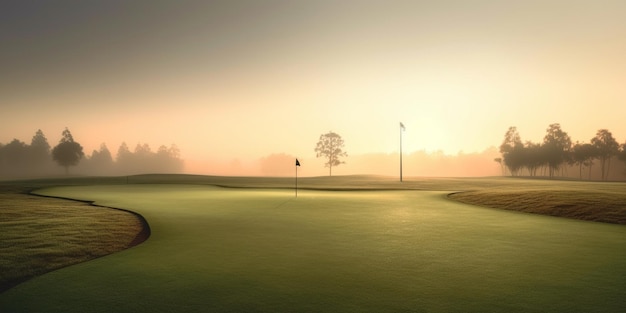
{"left": 296, "top": 159, "right": 301, "bottom": 166}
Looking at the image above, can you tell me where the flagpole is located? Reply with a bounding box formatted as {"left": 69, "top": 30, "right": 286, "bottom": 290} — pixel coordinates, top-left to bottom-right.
{"left": 400, "top": 122, "right": 405, "bottom": 182}
{"left": 295, "top": 162, "right": 298, "bottom": 198}
{"left": 295, "top": 158, "right": 299, "bottom": 198}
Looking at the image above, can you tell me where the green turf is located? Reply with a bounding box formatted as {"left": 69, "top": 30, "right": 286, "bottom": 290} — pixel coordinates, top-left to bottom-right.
{"left": 1, "top": 183, "right": 624, "bottom": 312}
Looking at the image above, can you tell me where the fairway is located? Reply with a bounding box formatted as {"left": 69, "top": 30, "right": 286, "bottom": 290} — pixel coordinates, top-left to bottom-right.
{"left": 1, "top": 184, "right": 625, "bottom": 312}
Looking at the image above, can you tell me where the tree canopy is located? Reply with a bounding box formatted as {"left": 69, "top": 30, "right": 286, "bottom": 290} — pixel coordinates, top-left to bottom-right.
{"left": 499, "top": 125, "right": 626, "bottom": 181}
{"left": 591, "top": 129, "right": 619, "bottom": 180}
{"left": 52, "top": 128, "right": 85, "bottom": 174}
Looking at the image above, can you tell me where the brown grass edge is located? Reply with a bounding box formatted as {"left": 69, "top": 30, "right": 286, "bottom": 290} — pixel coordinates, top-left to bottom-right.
{"left": 0, "top": 189, "right": 151, "bottom": 293}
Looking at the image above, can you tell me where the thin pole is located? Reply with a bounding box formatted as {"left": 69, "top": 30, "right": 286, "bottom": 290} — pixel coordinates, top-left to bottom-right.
{"left": 400, "top": 124, "right": 403, "bottom": 182}
{"left": 295, "top": 163, "right": 298, "bottom": 198}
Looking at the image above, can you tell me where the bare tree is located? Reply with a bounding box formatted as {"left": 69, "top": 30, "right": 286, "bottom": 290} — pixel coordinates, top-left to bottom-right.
{"left": 315, "top": 131, "right": 347, "bottom": 176}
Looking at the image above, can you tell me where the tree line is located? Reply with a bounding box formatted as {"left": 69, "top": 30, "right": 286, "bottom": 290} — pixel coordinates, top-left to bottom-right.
{"left": 0, "top": 128, "right": 183, "bottom": 179}
{"left": 498, "top": 124, "right": 626, "bottom": 180}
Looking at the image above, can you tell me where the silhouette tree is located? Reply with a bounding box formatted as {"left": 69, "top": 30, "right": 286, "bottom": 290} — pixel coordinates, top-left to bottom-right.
{"left": 591, "top": 129, "right": 619, "bottom": 180}
{"left": 114, "top": 142, "right": 183, "bottom": 174}
{"left": 315, "top": 131, "right": 347, "bottom": 176}
{"left": 29, "top": 129, "right": 51, "bottom": 168}
{"left": 155, "top": 144, "right": 184, "bottom": 173}
{"left": 115, "top": 142, "right": 132, "bottom": 172}
{"left": 542, "top": 123, "right": 571, "bottom": 178}
{"left": 618, "top": 142, "right": 626, "bottom": 172}
{"left": 52, "top": 128, "right": 84, "bottom": 174}
{"left": 523, "top": 141, "right": 545, "bottom": 176}
{"left": 168, "top": 144, "right": 181, "bottom": 160}
{"left": 89, "top": 143, "right": 114, "bottom": 174}
{"left": 571, "top": 142, "right": 596, "bottom": 180}
{"left": 134, "top": 143, "right": 152, "bottom": 158}
{"left": 1, "top": 139, "right": 29, "bottom": 177}
{"left": 499, "top": 126, "right": 523, "bottom": 176}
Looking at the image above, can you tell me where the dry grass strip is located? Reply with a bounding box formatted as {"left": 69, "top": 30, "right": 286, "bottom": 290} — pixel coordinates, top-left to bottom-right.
{"left": 449, "top": 189, "right": 626, "bottom": 225}
{"left": 0, "top": 186, "right": 148, "bottom": 293}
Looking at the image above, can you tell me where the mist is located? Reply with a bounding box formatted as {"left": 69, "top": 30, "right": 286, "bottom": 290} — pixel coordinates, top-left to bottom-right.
{"left": 0, "top": 128, "right": 503, "bottom": 179}
{"left": 182, "top": 148, "right": 502, "bottom": 178}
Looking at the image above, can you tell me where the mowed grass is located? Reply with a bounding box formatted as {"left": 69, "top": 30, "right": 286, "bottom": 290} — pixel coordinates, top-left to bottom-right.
{"left": 0, "top": 186, "right": 146, "bottom": 293}
{"left": 1, "top": 182, "right": 625, "bottom": 312}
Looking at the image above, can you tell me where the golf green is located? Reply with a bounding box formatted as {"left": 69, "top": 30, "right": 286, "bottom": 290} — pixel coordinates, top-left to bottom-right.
{"left": 1, "top": 184, "right": 625, "bottom": 312}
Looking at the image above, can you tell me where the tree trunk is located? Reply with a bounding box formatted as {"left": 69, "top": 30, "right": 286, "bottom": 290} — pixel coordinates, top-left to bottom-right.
{"left": 579, "top": 163, "right": 582, "bottom": 180}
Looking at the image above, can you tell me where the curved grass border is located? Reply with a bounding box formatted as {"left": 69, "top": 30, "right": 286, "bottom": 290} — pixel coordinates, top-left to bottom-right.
{"left": 448, "top": 189, "right": 626, "bottom": 225}
{"left": 30, "top": 191, "right": 152, "bottom": 246}
{"left": 0, "top": 187, "right": 151, "bottom": 293}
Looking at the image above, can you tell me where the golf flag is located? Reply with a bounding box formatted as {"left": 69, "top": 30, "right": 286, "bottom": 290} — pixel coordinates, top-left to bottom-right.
{"left": 400, "top": 122, "right": 405, "bottom": 131}
{"left": 295, "top": 158, "right": 300, "bottom": 198}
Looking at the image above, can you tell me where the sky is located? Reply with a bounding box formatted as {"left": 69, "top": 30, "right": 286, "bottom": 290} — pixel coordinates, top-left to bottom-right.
{"left": 2, "top": 0, "right": 625, "bottom": 175}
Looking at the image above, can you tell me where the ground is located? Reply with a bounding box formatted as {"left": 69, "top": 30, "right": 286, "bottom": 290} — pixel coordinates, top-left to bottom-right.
{"left": 0, "top": 175, "right": 625, "bottom": 312}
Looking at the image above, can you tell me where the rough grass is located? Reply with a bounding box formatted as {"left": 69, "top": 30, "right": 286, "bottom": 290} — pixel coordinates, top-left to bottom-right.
{"left": 0, "top": 186, "right": 147, "bottom": 292}
{"left": 448, "top": 184, "right": 626, "bottom": 225}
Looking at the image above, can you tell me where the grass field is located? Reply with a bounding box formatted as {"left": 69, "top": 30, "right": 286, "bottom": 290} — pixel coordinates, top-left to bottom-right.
{"left": 1, "top": 175, "right": 625, "bottom": 312}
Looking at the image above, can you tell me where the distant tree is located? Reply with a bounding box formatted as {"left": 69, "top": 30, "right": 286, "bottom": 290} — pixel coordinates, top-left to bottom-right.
{"left": 591, "top": 129, "right": 619, "bottom": 180}
{"left": 89, "top": 143, "right": 114, "bottom": 173}
{"left": 0, "top": 143, "right": 3, "bottom": 173}
{"left": 134, "top": 143, "right": 152, "bottom": 157}
{"left": 1, "top": 139, "right": 29, "bottom": 176}
{"left": 499, "top": 126, "right": 523, "bottom": 176}
{"left": 114, "top": 142, "right": 183, "bottom": 174}
{"left": 156, "top": 145, "right": 169, "bottom": 156}
{"left": 29, "top": 129, "right": 51, "bottom": 167}
{"left": 315, "top": 131, "right": 348, "bottom": 176}
{"left": 116, "top": 142, "right": 132, "bottom": 165}
{"left": 155, "top": 144, "right": 184, "bottom": 173}
{"left": 494, "top": 157, "right": 504, "bottom": 176}
{"left": 168, "top": 144, "right": 181, "bottom": 159}
{"left": 166, "top": 144, "right": 184, "bottom": 172}
{"left": 618, "top": 142, "right": 626, "bottom": 174}
{"left": 52, "top": 128, "right": 84, "bottom": 174}
{"left": 133, "top": 143, "right": 155, "bottom": 172}
{"left": 571, "top": 142, "right": 596, "bottom": 180}
{"left": 542, "top": 123, "right": 571, "bottom": 178}
{"left": 523, "top": 141, "right": 545, "bottom": 176}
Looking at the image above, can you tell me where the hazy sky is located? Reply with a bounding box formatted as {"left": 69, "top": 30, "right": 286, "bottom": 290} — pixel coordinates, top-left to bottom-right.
{"left": 2, "top": 0, "right": 625, "bottom": 173}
